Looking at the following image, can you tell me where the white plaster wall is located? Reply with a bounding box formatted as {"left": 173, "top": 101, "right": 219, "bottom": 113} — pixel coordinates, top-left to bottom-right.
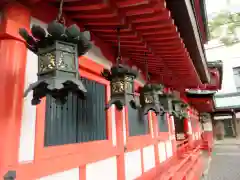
{"left": 215, "top": 96, "right": 240, "bottom": 107}
{"left": 18, "top": 50, "right": 38, "bottom": 163}
{"left": 158, "top": 142, "right": 166, "bottom": 163}
{"left": 188, "top": 121, "right": 193, "bottom": 135}
{"left": 18, "top": 17, "right": 41, "bottom": 163}
{"left": 165, "top": 140, "right": 173, "bottom": 158}
{"left": 170, "top": 116, "right": 175, "bottom": 131}
{"left": 236, "top": 112, "right": 240, "bottom": 118}
{"left": 142, "top": 145, "right": 155, "bottom": 172}
{"left": 111, "top": 105, "right": 117, "bottom": 146}
{"left": 86, "top": 157, "right": 117, "bottom": 180}
{"left": 206, "top": 42, "right": 240, "bottom": 94}
{"left": 125, "top": 150, "right": 142, "bottom": 180}
{"left": 123, "top": 107, "right": 127, "bottom": 145}
{"left": 39, "top": 168, "right": 79, "bottom": 180}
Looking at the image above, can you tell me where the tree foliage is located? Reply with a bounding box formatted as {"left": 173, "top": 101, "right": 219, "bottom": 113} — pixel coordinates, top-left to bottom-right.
{"left": 208, "top": 11, "right": 240, "bottom": 46}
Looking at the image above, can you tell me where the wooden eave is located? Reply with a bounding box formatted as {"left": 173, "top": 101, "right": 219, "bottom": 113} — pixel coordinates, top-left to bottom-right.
{"left": 7, "top": 0, "right": 208, "bottom": 89}
{"left": 192, "top": 0, "right": 209, "bottom": 43}
{"left": 165, "top": 0, "right": 210, "bottom": 84}
{"left": 188, "top": 97, "right": 214, "bottom": 113}
{"left": 185, "top": 92, "right": 215, "bottom": 99}
{"left": 185, "top": 89, "right": 215, "bottom": 112}
{"left": 207, "top": 60, "right": 223, "bottom": 90}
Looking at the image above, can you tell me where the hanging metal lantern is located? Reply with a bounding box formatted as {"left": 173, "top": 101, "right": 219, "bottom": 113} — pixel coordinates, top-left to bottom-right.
{"left": 137, "top": 53, "right": 164, "bottom": 115}
{"left": 172, "top": 99, "right": 189, "bottom": 119}
{"left": 139, "top": 84, "right": 165, "bottom": 115}
{"left": 19, "top": 3, "right": 91, "bottom": 105}
{"left": 101, "top": 28, "right": 139, "bottom": 111}
{"left": 200, "top": 112, "right": 211, "bottom": 123}
{"left": 159, "top": 92, "right": 175, "bottom": 115}
{"left": 102, "top": 64, "right": 138, "bottom": 110}
{"left": 172, "top": 100, "right": 188, "bottom": 140}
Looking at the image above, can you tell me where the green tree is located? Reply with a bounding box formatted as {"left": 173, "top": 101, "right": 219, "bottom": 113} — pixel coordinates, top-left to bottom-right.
{"left": 208, "top": 11, "right": 240, "bottom": 46}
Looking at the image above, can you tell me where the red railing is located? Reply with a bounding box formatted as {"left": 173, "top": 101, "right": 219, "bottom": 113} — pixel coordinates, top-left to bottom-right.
{"left": 154, "top": 137, "right": 204, "bottom": 180}
{"left": 176, "top": 139, "right": 189, "bottom": 157}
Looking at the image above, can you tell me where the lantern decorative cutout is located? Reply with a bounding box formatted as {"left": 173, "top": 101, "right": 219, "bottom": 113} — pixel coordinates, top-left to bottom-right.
{"left": 139, "top": 84, "right": 164, "bottom": 115}
{"left": 172, "top": 99, "right": 189, "bottom": 139}
{"left": 159, "top": 92, "right": 175, "bottom": 115}
{"left": 200, "top": 113, "right": 211, "bottom": 123}
{"left": 172, "top": 99, "right": 189, "bottom": 120}
{"left": 101, "top": 28, "right": 139, "bottom": 111}
{"left": 19, "top": 19, "right": 91, "bottom": 105}
{"left": 102, "top": 64, "right": 138, "bottom": 110}
{"left": 138, "top": 84, "right": 165, "bottom": 115}
{"left": 138, "top": 53, "right": 165, "bottom": 115}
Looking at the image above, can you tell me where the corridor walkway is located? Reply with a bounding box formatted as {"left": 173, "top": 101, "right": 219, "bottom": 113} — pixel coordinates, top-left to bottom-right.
{"left": 205, "top": 138, "right": 240, "bottom": 180}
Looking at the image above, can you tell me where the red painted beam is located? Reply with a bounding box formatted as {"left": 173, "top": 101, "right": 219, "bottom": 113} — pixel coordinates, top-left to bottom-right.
{"left": 63, "top": 0, "right": 108, "bottom": 11}
{"left": 30, "top": 0, "right": 202, "bottom": 88}
{"left": 116, "top": 0, "right": 149, "bottom": 8}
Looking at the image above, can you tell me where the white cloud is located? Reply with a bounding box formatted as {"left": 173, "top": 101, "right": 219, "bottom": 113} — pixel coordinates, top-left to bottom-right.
{"left": 206, "top": 0, "right": 240, "bottom": 16}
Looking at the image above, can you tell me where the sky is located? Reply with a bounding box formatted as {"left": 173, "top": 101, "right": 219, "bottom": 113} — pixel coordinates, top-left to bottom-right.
{"left": 206, "top": 0, "right": 240, "bottom": 18}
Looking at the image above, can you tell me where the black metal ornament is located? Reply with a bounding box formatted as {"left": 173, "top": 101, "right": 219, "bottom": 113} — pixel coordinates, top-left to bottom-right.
{"left": 19, "top": 1, "right": 91, "bottom": 105}
{"left": 101, "top": 28, "right": 139, "bottom": 111}
{"left": 172, "top": 99, "right": 189, "bottom": 120}
{"left": 138, "top": 53, "right": 165, "bottom": 115}
{"left": 159, "top": 92, "right": 175, "bottom": 115}
{"left": 199, "top": 113, "right": 211, "bottom": 123}
{"left": 171, "top": 99, "right": 188, "bottom": 139}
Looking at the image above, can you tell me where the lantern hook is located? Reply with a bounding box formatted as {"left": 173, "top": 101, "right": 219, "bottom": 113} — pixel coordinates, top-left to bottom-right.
{"left": 144, "top": 52, "right": 149, "bottom": 81}
{"left": 116, "top": 28, "right": 121, "bottom": 65}
{"left": 56, "top": 0, "right": 65, "bottom": 24}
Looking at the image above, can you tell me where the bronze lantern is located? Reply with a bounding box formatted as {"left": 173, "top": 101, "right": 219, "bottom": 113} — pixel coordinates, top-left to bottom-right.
{"left": 138, "top": 84, "right": 165, "bottom": 115}
{"left": 19, "top": 21, "right": 91, "bottom": 105}
{"left": 172, "top": 99, "right": 189, "bottom": 140}
{"left": 200, "top": 112, "right": 211, "bottom": 123}
{"left": 172, "top": 99, "right": 189, "bottom": 119}
{"left": 159, "top": 92, "right": 175, "bottom": 115}
{"left": 102, "top": 64, "right": 138, "bottom": 110}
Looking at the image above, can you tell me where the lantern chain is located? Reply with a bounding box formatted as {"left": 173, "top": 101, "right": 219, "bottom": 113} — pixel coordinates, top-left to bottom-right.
{"left": 145, "top": 52, "right": 149, "bottom": 81}
{"left": 57, "top": 0, "right": 65, "bottom": 24}
{"left": 116, "top": 28, "right": 121, "bottom": 65}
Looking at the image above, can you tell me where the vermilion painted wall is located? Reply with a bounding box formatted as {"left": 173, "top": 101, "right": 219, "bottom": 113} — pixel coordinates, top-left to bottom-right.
{"left": 0, "top": 3, "right": 204, "bottom": 180}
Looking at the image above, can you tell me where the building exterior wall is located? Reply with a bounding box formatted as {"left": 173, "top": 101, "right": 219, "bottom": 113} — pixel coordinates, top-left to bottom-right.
{"left": 0, "top": 3, "right": 204, "bottom": 180}
{"left": 205, "top": 42, "right": 240, "bottom": 108}
{"left": 206, "top": 42, "right": 240, "bottom": 94}
{"left": 206, "top": 41, "right": 240, "bottom": 137}
{"left": 16, "top": 17, "right": 176, "bottom": 180}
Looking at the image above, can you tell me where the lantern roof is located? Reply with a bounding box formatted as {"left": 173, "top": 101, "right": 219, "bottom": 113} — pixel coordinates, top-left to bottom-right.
{"left": 207, "top": 60, "right": 223, "bottom": 90}
{"left": 19, "top": 21, "right": 91, "bottom": 56}
{"left": 185, "top": 89, "right": 216, "bottom": 96}
{"left": 165, "top": 0, "right": 210, "bottom": 84}
{"left": 185, "top": 60, "right": 223, "bottom": 112}
{"left": 12, "top": 0, "right": 211, "bottom": 90}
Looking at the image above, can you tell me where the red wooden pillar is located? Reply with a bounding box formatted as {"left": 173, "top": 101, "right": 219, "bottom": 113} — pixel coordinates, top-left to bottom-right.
{"left": 187, "top": 109, "right": 195, "bottom": 149}
{"left": 116, "top": 107, "right": 126, "bottom": 180}
{"left": 168, "top": 114, "right": 177, "bottom": 155}
{"left": 0, "top": 2, "right": 30, "bottom": 176}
